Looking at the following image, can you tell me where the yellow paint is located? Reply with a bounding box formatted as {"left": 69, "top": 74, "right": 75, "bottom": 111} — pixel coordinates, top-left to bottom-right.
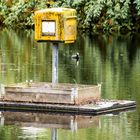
{"left": 47, "top": 0, "right": 54, "bottom": 5}
{"left": 34, "top": 8, "right": 77, "bottom": 43}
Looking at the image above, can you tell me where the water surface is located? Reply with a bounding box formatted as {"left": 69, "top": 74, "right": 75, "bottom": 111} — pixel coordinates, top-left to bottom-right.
{"left": 0, "top": 28, "right": 140, "bottom": 140}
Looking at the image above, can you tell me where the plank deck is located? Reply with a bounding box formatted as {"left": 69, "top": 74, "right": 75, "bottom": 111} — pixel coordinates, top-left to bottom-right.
{"left": 0, "top": 100, "right": 136, "bottom": 115}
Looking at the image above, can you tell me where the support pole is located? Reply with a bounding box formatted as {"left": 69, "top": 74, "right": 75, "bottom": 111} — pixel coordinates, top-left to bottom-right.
{"left": 52, "top": 43, "right": 58, "bottom": 86}
{"left": 51, "top": 128, "right": 57, "bottom": 140}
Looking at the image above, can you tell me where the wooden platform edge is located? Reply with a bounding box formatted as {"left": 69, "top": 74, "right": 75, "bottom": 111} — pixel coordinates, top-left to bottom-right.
{"left": 0, "top": 101, "right": 136, "bottom": 115}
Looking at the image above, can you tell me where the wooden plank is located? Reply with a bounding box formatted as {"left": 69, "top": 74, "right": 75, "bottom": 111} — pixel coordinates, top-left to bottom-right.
{"left": 1, "top": 82, "right": 101, "bottom": 105}
{"left": 0, "top": 100, "right": 136, "bottom": 115}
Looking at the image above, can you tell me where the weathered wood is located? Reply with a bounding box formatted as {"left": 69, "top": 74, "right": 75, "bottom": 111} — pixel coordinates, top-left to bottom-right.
{"left": 0, "top": 100, "right": 136, "bottom": 115}
{"left": 1, "top": 82, "right": 101, "bottom": 105}
{"left": 0, "top": 82, "right": 136, "bottom": 115}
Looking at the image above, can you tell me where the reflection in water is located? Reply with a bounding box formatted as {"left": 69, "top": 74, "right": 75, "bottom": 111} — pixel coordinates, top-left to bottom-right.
{"left": 1, "top": 111, "right": 99, "bottom": 131}
{"left": 0, "top": 110, "right": 136, "bottom": 140}
{"left": 20, "top": 127, "right": 44, "bottom": 139}
{"left": 0, "top": 111, "right": 99, "bottom": 139}
{"left": 0, "top": 28, "right": 52, "bottom": 84}
{"left": 0, "top": 28, "right": 140, "bottom": 140}
{"left": 1, "top": 111, "right": 99, "bottom": 130}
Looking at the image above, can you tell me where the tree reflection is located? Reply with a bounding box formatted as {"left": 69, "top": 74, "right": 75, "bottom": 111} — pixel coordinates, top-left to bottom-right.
{"left": 0, "top": 28, "right": 140, "bottom": 140}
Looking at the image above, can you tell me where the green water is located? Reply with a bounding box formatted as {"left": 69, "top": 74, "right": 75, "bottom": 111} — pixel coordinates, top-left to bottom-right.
{"left": 0, "top": 28, "right": 140, "bottom": 140}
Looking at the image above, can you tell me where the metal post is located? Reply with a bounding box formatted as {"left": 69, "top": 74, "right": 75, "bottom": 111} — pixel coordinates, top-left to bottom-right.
{"left": 51, "top": 128, "right": 57, "bottom": 140}
{"left": 52, "top": 43, "right": 58, "bottom": 86}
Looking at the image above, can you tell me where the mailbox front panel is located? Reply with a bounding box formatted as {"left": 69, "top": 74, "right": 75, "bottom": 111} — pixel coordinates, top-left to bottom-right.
{"left": 42, "top": 13, "right": 59, "bottom": 41}
{"left": 35, "top": 13, "right": 63, "bottom": 41}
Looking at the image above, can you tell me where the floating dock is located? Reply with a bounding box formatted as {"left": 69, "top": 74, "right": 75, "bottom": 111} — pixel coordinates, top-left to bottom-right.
{"left": 0, "top": 100, "right": 136, "bottom": 115}
{"left": 0, "top": 82, "right": 136, "bottom": 115}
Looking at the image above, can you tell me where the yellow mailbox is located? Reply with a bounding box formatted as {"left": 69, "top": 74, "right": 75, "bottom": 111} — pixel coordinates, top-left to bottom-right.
{"left": 34, "top": 8, "right": 77, "bottom": 43}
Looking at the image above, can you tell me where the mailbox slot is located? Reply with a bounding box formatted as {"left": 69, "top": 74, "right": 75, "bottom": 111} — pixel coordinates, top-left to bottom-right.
{"left": 42, "top": 20, "right": 56, "bottom": 36}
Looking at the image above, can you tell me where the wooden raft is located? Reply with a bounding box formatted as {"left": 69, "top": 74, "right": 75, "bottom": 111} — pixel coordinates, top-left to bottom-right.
{"left": 0, "top": 82, "right": 101, "bottom": 105}
{"left": 0, "top": 83, "right": 136, "bottom": 115}
{"left": 0, "top": 100, "right": 136, "bottom": 115}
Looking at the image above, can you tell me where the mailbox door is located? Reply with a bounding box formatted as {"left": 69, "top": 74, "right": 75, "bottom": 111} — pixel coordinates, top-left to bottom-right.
{"left": 64, "top": 17, "right": 77, "bottom": 43}
{"left": 35, "top": 13, "right": 63, "bottom": 42}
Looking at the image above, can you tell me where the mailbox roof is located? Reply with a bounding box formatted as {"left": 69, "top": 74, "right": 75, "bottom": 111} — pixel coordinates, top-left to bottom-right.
{"left": 35, "top": 8, "right": 76, "bottom": 17}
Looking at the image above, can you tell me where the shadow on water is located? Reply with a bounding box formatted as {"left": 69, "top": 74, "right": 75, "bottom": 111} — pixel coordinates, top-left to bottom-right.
{"left": 0, "top": 28, "right": 140, "bottom": 140}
